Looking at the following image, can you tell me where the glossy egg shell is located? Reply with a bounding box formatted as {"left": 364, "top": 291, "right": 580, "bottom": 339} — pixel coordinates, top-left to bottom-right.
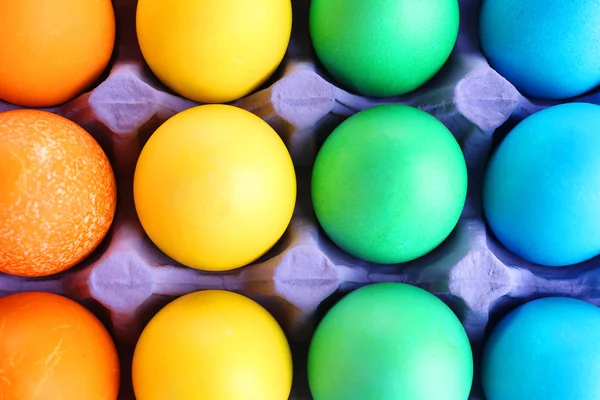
{"left": 133, "top": 105, "right": 296, "bottom": 272}
{"left": 482, "top": 297, "right": 600, "bottom": 400}
{"left": 310, "top": 0, "right": 459, "bottom": 97}
{"left": 132, "top": 290, "right": 293, "bottom": 400}
{"left": 0, "top": 292, "right": 120, "bottom": 400}
{"left": 136, "top": 0, "right": 292, "bottom": 103}
{"left": 483, "top": 103, "right": 600, "bottom": 266}
{"left": 0, "top": 0, "right": 115, "bottom": 107}
{"left": 311, "top": 104, "right": 467, "bottom": 264}
{"left": 0, "top": 110, "right": 117, "bottom": 277}
{"left": 308, "top": 283, "right": 473, "bottom": 400}
{"left": 480, "top": 0, "right": 600, "bottom": 99}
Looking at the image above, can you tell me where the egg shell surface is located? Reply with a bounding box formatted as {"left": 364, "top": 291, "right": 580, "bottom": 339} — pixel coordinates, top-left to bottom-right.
{"left": 483, "top": 103, "right": 600, "bottom": 266}
{"left": 132, "top": 290, "right": 293, "bottom": 400}
{"left": 482, "top": 297, "right": 600, "bottom": 400}
{"left": 480, "top": 0, "right": 600, "bottom": 99}
{"left": 133, "top": 104, "right": 296, "bottom": 272}
{"left": 307, "top": 282, "right": 473, "bottom": 400}
{"left": 309, "top": 0, "right": 459, "bottom": 97}
{"left": 0, "top": 0, "right": 115, "bottom": 107}
{"left": 0, "top": 110, "right": 117, "bottom": 277}
{"left": 0, "top": 292, "right": 120, "bottom": 400}
{"left": 136, "top": 0, "right": 292, "bottom": 103}
{"left": 311, "top": 104, "right": 467, "bottom": 264}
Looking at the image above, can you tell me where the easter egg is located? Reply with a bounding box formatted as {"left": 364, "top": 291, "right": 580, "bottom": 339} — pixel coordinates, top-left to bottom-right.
{"left": 0, "top": 0, "right": 115, "bottom": 107}
{"left": 308, "top": 283, "right": 473, "bottom": 400}
{"left": 483, "top": 103, "right": 600, "bottom": 266}
{"left": 133, "top": 105, "right": 296, "bottom": 271}
{"left": 136, "top": 0, "right": 292, "bottom": 103}
{"left": 132, "top": 290, "right": 293, "bottom": 400}
{"left": 480, "top": 0, "right": 600, "bottom": 99}
{"left": 309, "top": 0, "right": 459, "bottom": 97}
{"left": 312, "top": 104, "right": 467, "bottom": 264}
{"left": 0, "top": 292, "right": 120, "bottom": 400}
{"left": 482, "top": 297, "right": 600, "bottom": 400}
{"left": 0, "top": 110, "right": 117, "bottom": 277}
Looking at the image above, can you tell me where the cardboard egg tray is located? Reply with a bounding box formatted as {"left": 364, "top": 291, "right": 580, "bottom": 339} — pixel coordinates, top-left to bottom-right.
{"left": 2, "top": 0, "right": 600, "bottom": 398}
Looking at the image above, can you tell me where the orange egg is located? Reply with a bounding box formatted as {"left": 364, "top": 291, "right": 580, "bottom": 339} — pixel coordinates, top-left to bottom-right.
{"left": 0, "top": 110, "right": 117, "bottom": 277}
{"left": 0, "top": 0, "right": 115, "bottom": 107}
{"left": 0, "top": 292, "right": 120, "bottom": 400}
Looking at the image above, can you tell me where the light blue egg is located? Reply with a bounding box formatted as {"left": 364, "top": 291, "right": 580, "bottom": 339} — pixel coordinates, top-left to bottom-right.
{"left": 483, "top": 103, "right": 600, "bottom": 266}
{"left": 482, "top": 297, "right": 600, "bottom": 400}
{"left": 480, "top": 0, "right": 600, "bottom": 99}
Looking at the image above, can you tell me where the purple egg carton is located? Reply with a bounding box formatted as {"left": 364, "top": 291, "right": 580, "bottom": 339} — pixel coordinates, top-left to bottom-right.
{"left": 2, "top": 0, "right": 600, "bottom": 398}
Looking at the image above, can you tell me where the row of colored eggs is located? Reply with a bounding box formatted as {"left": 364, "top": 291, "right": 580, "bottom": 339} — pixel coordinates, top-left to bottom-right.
{"left": 1, "top": 0, "right": 600, "bottom": 108}
{"left": 2, "top": 284, "right": 599, "bottom": 399}
{"left": 4, "top": 99, "right": 600, "bottom": 276}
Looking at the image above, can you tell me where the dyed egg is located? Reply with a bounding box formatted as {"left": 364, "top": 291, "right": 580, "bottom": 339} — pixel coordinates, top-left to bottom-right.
{"left": 484, "top": 103, "right": 600, "bottom": 266}
{"left": 0, "top": 110, "right": 116, "bottom": 277}
{"left": 312, "top": 105, "right": 467, "bottom": 264}
{"left": 0, "top": 0, "right": 115, "bottom": 107}
{"left": 309, "top": 0, "right": 459, "bottom": 97}
{"left": 482, "top": 297, "right": 600, "bottom": 400}
{"left": 308, "top": 283, "right": 473, "bottom": 400}
{"left": 132, "top": 290, "right": 293, "bottom": 400}
{"left": 134, "top": 105, "right": 296, "bottom": 271}
{"left": 480, "top": 0, "right": 600, "bottom": 99}
{"left": 136, "top": 0, "right": 292, "bottom": 103}
{"left": 0, "top": 292, "right": 120, "bottom": 400}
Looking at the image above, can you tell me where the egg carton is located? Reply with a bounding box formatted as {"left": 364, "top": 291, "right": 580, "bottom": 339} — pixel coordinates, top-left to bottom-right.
{"left": 2, "top": 0, "right": 600, "bottom": 399}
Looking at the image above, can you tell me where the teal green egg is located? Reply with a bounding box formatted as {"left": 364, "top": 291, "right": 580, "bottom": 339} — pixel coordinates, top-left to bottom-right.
{"left": 311, "top": 104, "right": 467, "bottom": 264}
{"left": 309, "top": 0, "right": 460, "bottom": 97}
{"left": 482, "top": 297, "right": 600, "bottom": 400}
{"left": 307, "top": 283, "right": 474, "bottom": 400}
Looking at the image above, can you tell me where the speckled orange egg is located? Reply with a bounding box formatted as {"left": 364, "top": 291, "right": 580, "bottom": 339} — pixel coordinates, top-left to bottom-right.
{"left": 0, "top": 0, "right": 116, "bottom": 107}
{"left": 0, "top": 292, "right": 120, "bottom": 400}
{"left": 0, "top": 110, "right": 117, "bottom": 277}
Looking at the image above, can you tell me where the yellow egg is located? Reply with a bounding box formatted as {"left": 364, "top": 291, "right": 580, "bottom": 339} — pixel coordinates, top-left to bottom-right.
{"left": 132, "top": 290, "right": 293, "bottom": 400}
{"left": 136, "top": 0, "right": 292, "bottom": 103}
{"left": 133, "top": 105, "right": 296, "bottom": 271}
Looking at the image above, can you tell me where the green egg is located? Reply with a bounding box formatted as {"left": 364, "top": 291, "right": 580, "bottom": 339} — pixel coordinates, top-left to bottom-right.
{"left": 309, "top": 0, "right": 460, "bottom": 97}
{"left": 308, "top": 283, "right": 474, "bottom": 400}
{"left": 311, "top": 104, "right": 467, "bottom": 264}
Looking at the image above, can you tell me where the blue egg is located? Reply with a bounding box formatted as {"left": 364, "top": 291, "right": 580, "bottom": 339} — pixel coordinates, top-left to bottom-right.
{"left": 482, "top": 297, "right": 600, "bottom": 400}
{"left": 480, "top": 0, "right": 600, "bottom": 99}
{"left": 483, "top": 103, "right": 600, "bottom": 266}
